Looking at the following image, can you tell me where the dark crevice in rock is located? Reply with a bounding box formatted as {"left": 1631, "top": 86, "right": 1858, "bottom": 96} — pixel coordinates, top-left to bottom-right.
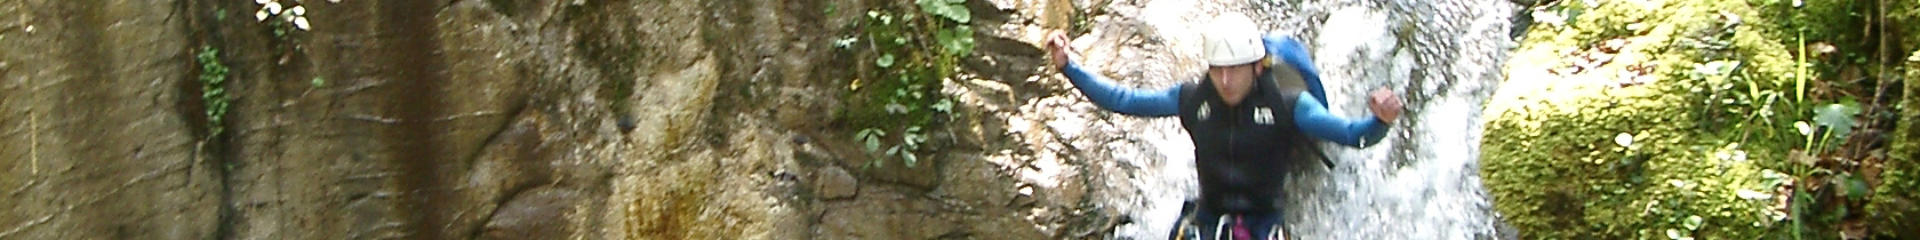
{"left": 180, "top": 0, "right": 237, "bottom": 239}
{"left": 378, "top": 0, "right": 454, "bottom": 239}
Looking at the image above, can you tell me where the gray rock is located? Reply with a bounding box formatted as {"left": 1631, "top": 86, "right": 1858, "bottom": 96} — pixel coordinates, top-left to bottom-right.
{"left": 479, "top": 188, "right": 582, "bottom": 240}
{"left": 818, "top": 167, "right": 859, "bottom": 199}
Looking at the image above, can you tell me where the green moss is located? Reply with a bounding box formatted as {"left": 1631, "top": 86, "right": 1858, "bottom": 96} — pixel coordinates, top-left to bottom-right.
{"left": 1500, "top": 0, "right": 1920, "bottom": 237}
{"left": 1483, "top": 85, "right": 1777, "bottom": 239}
{"left": 1863, "top": 0, "right": 1920, "bottom": 238}
{"left": 1487, "top": 0, "right": 1811, "bottom": 238}
{"left": 1867, "top": 53, "right": 1919, "bottom": 237}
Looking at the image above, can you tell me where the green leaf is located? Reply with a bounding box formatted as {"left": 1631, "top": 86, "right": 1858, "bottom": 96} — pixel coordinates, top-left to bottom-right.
{"left": 1833, "top": 204, "right": 1848, "bottom": 221}
{"left": 858, "top": 128, "right": 885, "bottom": 153}
{"left": 904, "top": 134, "right": 922, "bottom": 147}
{"left": 946, "top": 6, "right": 970, "bottom": 24}
{"left": 311, "top": 77, "right": 326, "bottom": 88}
{"left": 876, "top": 53, "right": 896, "bottom": 68}
{"left": 918, "top": 0, "right": 971, "bottom": 23}
{"left": 885, "top": 102, "right": 908, "bottom": 114}
{"left": 903, "top": 153, "right": 919, "bottom": 168}
{"left": 932, "top": 99, "right": 954, "bottom": 114}
{"left": 936, "top": 27, "right": 976, "bottom": 56}
{"left": 1813, "top": 100, "right": 1860, "bottom": 137}
{"left": 1843, "top": 174, "right": 1869, "bottom": 201}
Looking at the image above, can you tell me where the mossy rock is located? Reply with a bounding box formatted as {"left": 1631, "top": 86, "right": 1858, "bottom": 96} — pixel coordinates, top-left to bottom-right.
{"left": 1487, "top": 0, "right": 1802, "bottom": 238}
{"left": 1865, "top": 2, "right": 1920, "bottom": 236}
{"left": 1482, "top": 82, "right": 1777, "bottom": 239}
{"left": 1867, "top": 52, "right": 1920, "bottom": 237}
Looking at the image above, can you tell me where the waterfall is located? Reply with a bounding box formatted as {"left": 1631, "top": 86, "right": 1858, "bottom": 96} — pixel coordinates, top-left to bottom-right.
{"left": 1062, "top": 0, "right": 1520, "bottom": 238}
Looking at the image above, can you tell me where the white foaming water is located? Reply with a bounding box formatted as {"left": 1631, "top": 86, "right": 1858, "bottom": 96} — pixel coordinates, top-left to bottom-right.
{"left": 1077, "top": 0, "right": 1519, "bottom": 239}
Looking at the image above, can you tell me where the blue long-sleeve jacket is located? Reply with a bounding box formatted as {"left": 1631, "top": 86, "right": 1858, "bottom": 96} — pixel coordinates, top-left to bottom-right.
{"left": 1058, "top": 36, "right": 1389, "bottom": 147}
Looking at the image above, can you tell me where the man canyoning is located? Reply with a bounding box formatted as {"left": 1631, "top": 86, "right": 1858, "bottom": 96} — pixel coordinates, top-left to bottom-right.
{"left": 1044, "top": 13, "right": 1404, "bottom": 240}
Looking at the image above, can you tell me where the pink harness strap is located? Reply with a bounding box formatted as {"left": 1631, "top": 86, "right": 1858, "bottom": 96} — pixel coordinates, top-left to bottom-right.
{"left": 1231, "top": 215, "right": 1252, "bottom": 240}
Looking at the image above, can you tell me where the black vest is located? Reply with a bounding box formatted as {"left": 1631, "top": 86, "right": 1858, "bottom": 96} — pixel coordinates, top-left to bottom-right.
{"left": 1176, "top": 69, "right": 1320, "bottom": 215}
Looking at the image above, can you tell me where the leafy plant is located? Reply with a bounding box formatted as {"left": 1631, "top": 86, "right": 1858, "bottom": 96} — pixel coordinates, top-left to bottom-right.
{"left": 841, "top": 0, "right": 971, "bottom": 169}
{"left": 1811, "top": 100, "right": 1859, "bottom": 139}
{"left": 917, "top": 0, "right": 970, "bottom": 24}
{"left": 888, "top": 126, "right": 927, "bottom": 167}
{"left": 919, "top": 0, "right": 974, "bottom": 56}
{"left": 197, "top": 46, "right": 231, "bottom": 138}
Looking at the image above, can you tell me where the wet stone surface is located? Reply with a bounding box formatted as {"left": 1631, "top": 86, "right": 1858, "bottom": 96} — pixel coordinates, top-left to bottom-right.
{"left": 0, "top": 0, "right": 1514, "bottom": 239}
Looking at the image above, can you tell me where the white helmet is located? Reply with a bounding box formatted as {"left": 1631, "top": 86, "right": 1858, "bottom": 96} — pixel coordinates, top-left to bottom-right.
{"left": 1202, "top": 14, "right": 1265, "bottom": 67}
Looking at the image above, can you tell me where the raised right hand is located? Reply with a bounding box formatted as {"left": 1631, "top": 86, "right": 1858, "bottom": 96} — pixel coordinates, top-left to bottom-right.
{"left": 1368, "top": 89, "right": 1403, "bottom": 123}
{"left": 1045, "top": 32, "right": 1074, "bottom": 70}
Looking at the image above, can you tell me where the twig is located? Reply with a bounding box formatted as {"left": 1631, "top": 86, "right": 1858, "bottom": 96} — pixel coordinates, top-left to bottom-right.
{"left": 28, "top": 99, "right": 35, "bottom": 175}
{"left": 340, "top": 79, "right": 391, "bottom": 95}
{"left": 6, "top": 179, "right": 34, "bottom": 196}
{"left": 346, "top": 114, "right": 403, "bottom": 124}
{"left": 0, "top": 214, "right": 54, "bottom": 238}
{"left": 432, "top": 111, "right": 503, "bottom": 122}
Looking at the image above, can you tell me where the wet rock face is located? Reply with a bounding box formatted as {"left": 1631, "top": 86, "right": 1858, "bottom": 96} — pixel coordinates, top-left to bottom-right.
{"left": 212, "top": 1, "right": 562, "bottom": 239}
{"left": 480, "top": 188, "right": 582, "bottom": 240}
{"left": 12, "top": 0, "right": 902, "bottom": 237}
{"left": 0, "top": 1, "right": 216, "bottom": 239}
{"left": 6, "top": 0, "right": 634, "bottom": 239}
{"left": 1, "top": 0, "right": 1513, "bottom": 239}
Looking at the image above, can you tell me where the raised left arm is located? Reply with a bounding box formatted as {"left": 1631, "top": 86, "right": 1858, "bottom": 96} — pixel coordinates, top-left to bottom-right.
{"left": 1292, "top": 94, "right": 1390, "bottom": 148}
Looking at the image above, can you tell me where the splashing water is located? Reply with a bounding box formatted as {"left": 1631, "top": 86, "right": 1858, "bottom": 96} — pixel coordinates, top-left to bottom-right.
{"left": 1066, "top": 0, "right": 1520, "bottom": 239}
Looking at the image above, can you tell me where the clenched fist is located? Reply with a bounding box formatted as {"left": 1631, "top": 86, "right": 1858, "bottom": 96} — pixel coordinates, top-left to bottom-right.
{"left": 1369, "top": 89, "right": 1403, "bottom": 123}
{"left": 1045, "top": 31, "right": 1075, "bottom": 70}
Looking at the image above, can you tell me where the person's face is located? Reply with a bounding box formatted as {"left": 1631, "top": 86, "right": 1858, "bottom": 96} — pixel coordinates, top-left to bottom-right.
{"left": 1207, "top": 63, "right": 1260, "bottom": 106}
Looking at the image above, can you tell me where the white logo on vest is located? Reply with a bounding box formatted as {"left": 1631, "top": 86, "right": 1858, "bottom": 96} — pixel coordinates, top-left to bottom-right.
{"left": 1197, "top": 102, "right": 1211, "bottom": 120}
{"left": 1253, "top": 107, "right": 1274, "bottom": 125}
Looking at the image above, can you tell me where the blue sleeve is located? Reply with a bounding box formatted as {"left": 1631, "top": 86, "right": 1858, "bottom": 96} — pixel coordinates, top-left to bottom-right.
{"left": 1292, "top": 94, "right": 1389, "bottom": 147}
{"left": 1060, "top": 61, "right": 1180, "bottom": 116}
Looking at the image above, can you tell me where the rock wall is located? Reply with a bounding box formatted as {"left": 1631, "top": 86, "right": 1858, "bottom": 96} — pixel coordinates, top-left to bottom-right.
{"left": 0, "top": 0, "right": 1516, "bottom": 239}
{"left": 0, "top": 0, "right": 846, "bottom": 238}
{"left": 0, "top": 1, "right": 215, "bottom": 239}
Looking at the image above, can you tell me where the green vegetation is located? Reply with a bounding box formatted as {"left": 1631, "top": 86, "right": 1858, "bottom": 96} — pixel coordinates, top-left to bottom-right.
{"left": 197, "top": 46, "right": 231, "bottom": 138}
{"left": 1871, "top": 1, "right": 1920, "bottom": 235}
{"left": 1487, "top": 0, "right": 1916, "bottom": 238}
{"left": 840, "top": 0, "right": 972, "bottom": 168}
{"left": 1880, "top": 49, "right": 1920, "bottom": 237}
